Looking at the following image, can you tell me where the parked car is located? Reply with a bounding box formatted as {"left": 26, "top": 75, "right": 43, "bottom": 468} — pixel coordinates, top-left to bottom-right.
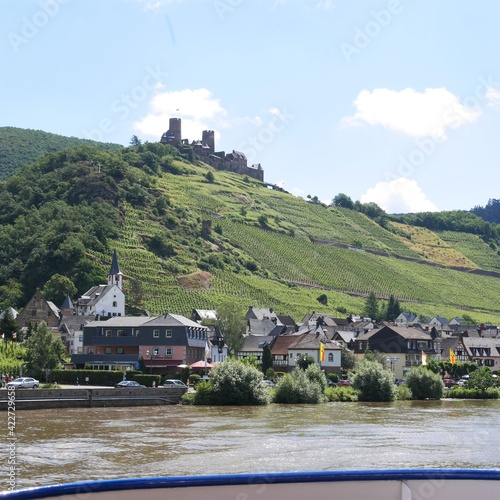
{"left": 114, "top": 381, "right": 145, "bottom": 388}
{"left": 263, "top": 380, "right": 276, "bottom": 388}
{"left": 337, "top": 379, "right": 351, "bottom": 386}
{"left": 163, "top": 379, "right": 188, "bottom": 388}
{"left": 443, "top": 379, "right": 457, "bottom": 388}
{"left": 7, "top": 377, "right": 39, "bottom": 389}
{"left": 457, "top": 379, "right": 467, "bottom": 386}
{"left": 394, "top": 379, "right": 405, "bottom": 386}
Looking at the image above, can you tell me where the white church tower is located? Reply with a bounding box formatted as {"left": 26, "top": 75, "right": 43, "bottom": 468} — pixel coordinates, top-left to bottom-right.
{"left": 76, "top": 250, "right": 125, "bottom": 317}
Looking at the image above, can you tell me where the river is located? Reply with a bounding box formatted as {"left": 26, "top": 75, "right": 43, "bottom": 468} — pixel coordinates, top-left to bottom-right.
{"left": 4, "top": 399, "right": 500, "bottom": 490}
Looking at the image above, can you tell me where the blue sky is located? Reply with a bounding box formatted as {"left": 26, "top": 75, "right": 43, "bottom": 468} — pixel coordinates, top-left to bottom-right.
{"left": 2, "top": 0, "right": 500, "bottom": 213}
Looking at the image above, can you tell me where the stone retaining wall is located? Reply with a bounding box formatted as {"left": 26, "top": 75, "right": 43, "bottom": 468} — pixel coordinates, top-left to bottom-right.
{"left": 0, "top": 387, "right": 186, "bottom": 410}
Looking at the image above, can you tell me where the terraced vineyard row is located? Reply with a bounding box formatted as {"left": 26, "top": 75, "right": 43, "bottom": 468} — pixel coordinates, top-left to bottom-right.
{"left": 439, "top": 231, "right": 500, "bottom": 272}
{"left": 219, "top": 220, "right": 500, "bottom": 314}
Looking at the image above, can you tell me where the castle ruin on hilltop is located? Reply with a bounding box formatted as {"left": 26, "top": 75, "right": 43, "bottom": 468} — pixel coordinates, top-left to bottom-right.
{"left": 160, "top": 117, "right": 264, "bottom": 182}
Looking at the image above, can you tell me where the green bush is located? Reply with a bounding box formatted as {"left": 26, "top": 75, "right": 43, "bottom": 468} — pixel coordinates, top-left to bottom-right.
{"left": 395, "top": 384, "right": 413, "bottom": 400}
{"left": 325, "top": 386, "right": 359, "bottom": 402}
{"left": 328, "top": 373, "right": 339, "bottom": 384}
{"left": 351, "top": 360, "right": 395, "bottom": 402}
{"left": 405, "top": 366, "right": 444, "bottom": 400}
{"left": 189, "top": 374, "right": 201, "bottom": 386}
{"left": 191, "top": 380, "right": 215, "bottom": 405}
{"left": 209, "top": 359, "right": 270, "bottom": 405}
{"left": 447, "top": 387, "right": 499, "bottom": 399}
{"left": 273, "top": 367, "right": 327, "bottom": 404}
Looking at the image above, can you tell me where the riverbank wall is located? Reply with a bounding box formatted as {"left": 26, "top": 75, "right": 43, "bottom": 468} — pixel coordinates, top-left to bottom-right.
{"left": 0, "top": 387, "right": 186, "bottom": 410}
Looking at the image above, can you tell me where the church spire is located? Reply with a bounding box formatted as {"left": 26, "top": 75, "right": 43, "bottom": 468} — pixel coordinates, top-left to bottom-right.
{"left": 108, "top": 250, "right": 123, "bottom": 290}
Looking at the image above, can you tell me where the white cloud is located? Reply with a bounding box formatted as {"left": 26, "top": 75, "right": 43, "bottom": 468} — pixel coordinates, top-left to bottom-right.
{"left": 486, "top": 87, "right": 500, "bottom": 109}
{"left": 341, "top": 87, "right": 480, "bottom": 140}
{"left": 134, "top": 88, "right": 227, "bottom": 141}
{"left": 360, "top": 178, "right": 438, "bottom": 214}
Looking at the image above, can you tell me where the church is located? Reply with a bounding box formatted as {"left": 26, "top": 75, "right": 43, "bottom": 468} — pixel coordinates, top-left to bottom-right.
{"left": 75, "top": 250, "right": 125, "bottom": 317}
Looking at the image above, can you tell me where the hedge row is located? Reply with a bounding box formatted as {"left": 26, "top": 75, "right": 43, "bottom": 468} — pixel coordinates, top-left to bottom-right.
{"left": 50, "top": 370, "right": 161, "bottom": 387}
{"left": 446, "top": 387, "right": 499, "bottom": 399}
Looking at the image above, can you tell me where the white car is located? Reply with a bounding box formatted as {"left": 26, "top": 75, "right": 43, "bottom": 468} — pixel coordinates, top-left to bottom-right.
{"left": 7, "top": 377, "right": 40, "bottom": 389}
{"left": 163, "top": 379, "right": 187, "bottom": 388}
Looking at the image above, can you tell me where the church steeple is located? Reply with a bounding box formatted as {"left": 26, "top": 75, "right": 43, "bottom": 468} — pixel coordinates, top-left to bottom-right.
{"left": 108, "top": 250, "right": 123, "bottom": 290}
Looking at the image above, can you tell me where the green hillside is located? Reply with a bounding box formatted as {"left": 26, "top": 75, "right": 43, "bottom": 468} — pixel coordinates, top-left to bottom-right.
{"left": 0, "top": 127, "right": 122, "bottom": 181}
{"left": 0, "top": 131, "right": 499, "bottom": 324}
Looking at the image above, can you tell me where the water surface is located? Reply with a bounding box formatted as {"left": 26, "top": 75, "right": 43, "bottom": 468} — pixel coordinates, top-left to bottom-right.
{"left": 5, "top": 399, "right": 499, "bottom": 489}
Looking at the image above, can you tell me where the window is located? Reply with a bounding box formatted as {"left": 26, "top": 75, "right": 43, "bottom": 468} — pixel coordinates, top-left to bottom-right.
{"left": 105, "top": 347, "right": 112, "bottom": 354}
{"left": 116, "top": 347, "right": 124, "bottom": 354}
{"left": 112, "top": 301, "right": 117, "bottom": 307}
{"left": 328, "top": 353, "right": 333, "bottom": 362}
{"left": 105, "top": 330, "right": 112, "bottom": 336}
{"left": 166, "top": 348, "right": 172, "bottom": 357}
{"left": 79, "top": 336, "right": 83, "bottom": 342}
{"left": 153, "top": 329, "right": 160, "bottom": 338}
{"left": 88, "top": 348, "right": 94, "bottom": 354}
{"left": 166, "top": 329, "right": 172, "bottom": 338}
{"left": 117, "top": 330, "right": 124, "bottom": 336}
{"left": 153, "top": 347, "right": 159, "bottom": 356}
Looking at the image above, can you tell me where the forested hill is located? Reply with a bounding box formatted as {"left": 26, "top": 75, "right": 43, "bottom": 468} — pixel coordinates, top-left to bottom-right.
{"left": 471, "top": 199, "right": 500, "bottom": 224}
{"left": 1, "top": 132, "right": 500, "bottom": 323}
{"left": 0, "top": 127, "right": 122, "bottom": 181}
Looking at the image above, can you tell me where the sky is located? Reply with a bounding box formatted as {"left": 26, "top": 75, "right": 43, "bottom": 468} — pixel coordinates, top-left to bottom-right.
{"left": 2, "top": 0, "right": 500, "bottom": 214}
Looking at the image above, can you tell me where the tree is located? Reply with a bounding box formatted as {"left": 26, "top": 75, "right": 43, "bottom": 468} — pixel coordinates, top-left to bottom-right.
{"left": 385, "top": 294, "right": 401, "bottom": 322}
{"left": 216, "top": 302, "right": 246, "bottom": 356}
{"left": 205, "top": 171, "right": 215, "bottom": 183}
{"left": 341, "top": 345, "right": 356, "bottom": 371}
{"left": 128, "top": 279, "right": 145, "bottom": 311}
{"left": 0, "top": 309, "right": 19, "bottom": 341}
{"left": 297, "top": 353, "right": 315, "bottom": 370}
{"left": 0, "top": 279, "right": 23, "bottom": 310}
{"left": 42, "top": 274, "right": 77, "bottom": 307}
{"left": 405, "top": 366, "right": 444, "bottom": 400}
{"left": 351, "top": 359, "right": 395, "bottom": 402}
{"left": 261, "top": 343, "right": 273, "bottom": 374}
{"left": 316, "top": 293, "right": 328, "bottom": 306}
{"left": 332, "top": 193, "right": 354, "bottom": 210}
{"left": 466, "top": 367, "right": 494, "bottom": 393}
{"left": 129, "top": 135, "right": 142, "bottom": 147}
{"left": 24, "top": 322, "right": 66, "bottom": 379}
{"left": 363, "top": 292, "right": 378, "bottom": 321}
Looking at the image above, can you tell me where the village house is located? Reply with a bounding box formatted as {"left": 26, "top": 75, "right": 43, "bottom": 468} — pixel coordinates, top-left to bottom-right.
{"left": 461, "top": 337, "right": 500, "bottom": 371}
{"left": 287, "top": 331, "right": 342, "bottom": 374}
{"left": 354, "top": 325, "right": 440, "bottom": 379}
{"left": 16, "top": 288, "right": 60, "bottom": 330}
{"left": 71, "top": 312, "right": 209, "bottom": 374}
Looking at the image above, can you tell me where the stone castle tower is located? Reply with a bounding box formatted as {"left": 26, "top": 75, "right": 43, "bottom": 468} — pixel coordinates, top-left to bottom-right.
{"left": 202, "top": 130, "right": 215, "bottom": 154}
{"left": 169, "top": 117, "right": 181, "bottom": 141}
